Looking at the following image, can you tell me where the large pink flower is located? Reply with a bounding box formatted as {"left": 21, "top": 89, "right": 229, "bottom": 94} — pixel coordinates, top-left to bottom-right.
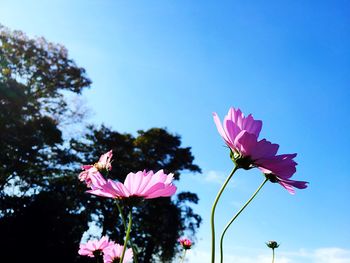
{"left": 213, "top": 107, "right": 262, "bottom": 154}
{"left": 103, "top": 244, "right": 133, "bottom": 263}
{"left": 88, "top": 170, "right": 177, "bottom": 199}
{"left": 79, "top": 150, "right": 112, "bottom": 187}
{"left": 78, "top": 236, "right": 114, "bottom": 258}
{"left": 213, "top": 108, "right": 308, "bottom": 194}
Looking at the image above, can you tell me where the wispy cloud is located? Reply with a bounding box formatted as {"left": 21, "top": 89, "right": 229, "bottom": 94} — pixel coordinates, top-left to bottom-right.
{"left": 312, "top": 247, "right": 350, "bottom": 263}
{"left": 185, "top": 247, "right": 350, "bottom": 263}
{"left": 203, "top": 170, "right": 227, "bottom": 185}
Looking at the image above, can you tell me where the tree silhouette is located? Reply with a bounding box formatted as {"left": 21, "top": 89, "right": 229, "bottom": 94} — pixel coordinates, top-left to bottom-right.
{"left": 0, "top": 25, "right": 201, "bottom": 262}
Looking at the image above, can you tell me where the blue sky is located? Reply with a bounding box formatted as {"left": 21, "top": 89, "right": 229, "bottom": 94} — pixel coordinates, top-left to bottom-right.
{"left": 1, "top": 0, "right": 350, "bottom": 262}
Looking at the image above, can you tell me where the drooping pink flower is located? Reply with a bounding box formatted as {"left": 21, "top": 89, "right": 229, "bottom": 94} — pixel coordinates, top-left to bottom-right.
{"left": 234, "top": 129, "right": 308, "bottom": 194}
{"left": 87, "top": 170, "right": 177, "bottom": 199}
{"left": 259, "top": 154, "right": 308, "bottom": 194}
{"left": 213, "top": 108, "right": 308, "bottom": 194}
{"left": 179, "top": 238, "right": 192, "bottom": 250}
{"left": 78, "top": 236, "right": 114, "bottom": 258}
{"left": 213, "top": 107, "right": 262, "bottom": 155}
{"left": 103, "top": 244, "right": 133, "bottom": 263}
{"left": 79, "top": 150, "right": 113, "bottom": 187}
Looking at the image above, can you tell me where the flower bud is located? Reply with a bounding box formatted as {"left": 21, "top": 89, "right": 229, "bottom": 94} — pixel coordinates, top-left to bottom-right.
{"left": 179, "top": 238, "right": 192, "bottom": 250}
{"left": 266, "top": 240, "right": 279, "bottom": 249}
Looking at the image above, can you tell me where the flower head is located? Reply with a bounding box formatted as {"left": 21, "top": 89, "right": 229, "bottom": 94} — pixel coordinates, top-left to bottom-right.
{"left": 88, "top": 169, "right": 177, "bottom": 200}
{"left": 260, "top": 154, "right": 308, "bottom": 194}
{"left": 103, "top": 244, "right": 133, "bottom": 263}
{"left": 266, "top": 240, "right": 280, "bottom": 249}
{"left": 78, "top": 236, "right": 114, "bottom": 258}
{"left": 79, "top": 150, "right": 112, "bottom": 187}
{"left": 179, "top": 238, "right": 192, "bottom": 250}
{"left": 213, "top": 107, "right": 308, "bottom": 194}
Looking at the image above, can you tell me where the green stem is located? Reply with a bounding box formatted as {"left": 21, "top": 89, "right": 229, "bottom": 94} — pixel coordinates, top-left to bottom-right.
{"left": 272, "top": 248, "right": 275, "bottom": 263}
{"left": 119, "top": 211, "right": 132, "bottom": 263}
{"left": 116, "top": 202, "right": 138, "bottom": 263}
{"left": 211, "top": 165, "right": 239, "bottom": 263}
{"left": 180, "top": 249, "right": 187, "bottom": 263}
{"left": 219, "top": 178, "right": 268, "bottom": 263}
{"left": 116, "top": 202, "right": 127, "bottom": 229}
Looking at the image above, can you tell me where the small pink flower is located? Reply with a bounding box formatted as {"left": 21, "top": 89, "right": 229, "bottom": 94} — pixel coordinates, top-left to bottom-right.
{"left": 179, "top": 238, "right": 192, "bottom": 250}
{"left": 79, "top": 150, "right": 112, "bottom": 187}
{"left": 87, "top": 170, "right": 177, "bottom": 199}
{"left": 78, "top": 236, "right": 114, "bottom": 258}
{"left": 103, "top": 244, "right": 133, "bottom": 263}
{"left": 95, "top": 150, "right": 113, "bottom": 171}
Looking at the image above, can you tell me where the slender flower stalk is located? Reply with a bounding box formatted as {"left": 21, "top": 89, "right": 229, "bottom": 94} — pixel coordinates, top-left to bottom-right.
{"left": 179, "top": 237, "right": 192, "bottom": 263}
{"left": 211, "top": 165, "right": 239, "bottom": 263}
{"left": 119, "top": 211, "right": 132, "bottom": 263}
{"left": 266, "top": 241, "right": 279, "bottom": 263}
{"left": 180, "top": 250, "right": 187, "bottom": 263}
{"left": 116, "top": 202, "right": 138, "bottom": 263}
{"left": 219, "top": 178, "right": 268, "bottom": 263}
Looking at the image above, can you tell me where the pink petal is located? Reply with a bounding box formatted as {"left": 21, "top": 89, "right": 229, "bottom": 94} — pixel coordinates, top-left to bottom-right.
{"left": 145, "top": 184, "right": 177, "bottom": 199}
{"left": 141, "top": 182, "right": 165, "bottom": 197}
{"left": 234, "top": 130, "right": 258, "bottom": 156}
{"left": 251, "top": 139, "right": 279, "bottom": 160}
{"left": 213, "top": 112, "right": 232, "bottom": 147}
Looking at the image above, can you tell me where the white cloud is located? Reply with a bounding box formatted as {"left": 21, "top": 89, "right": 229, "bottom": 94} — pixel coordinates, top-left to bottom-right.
{"left": 313, "top": 247, "right": 350, "bottom": 263}
{"left": 202, "top": 170, "right": 238, "bottom": 188}
{"left": 204, "top": 170, "right": 226, "bottom": 185}
{"left": 184, "top": 247, "right": 350, "bottom": 263}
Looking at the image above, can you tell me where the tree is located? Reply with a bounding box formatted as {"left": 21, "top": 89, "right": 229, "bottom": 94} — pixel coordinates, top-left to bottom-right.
{"left": 0, "top": 24, "right": 92, "bottom": 262}
{"left": 0, "top": 25, "right": 202, "bottom": 263}
{"left": 0, "top": 24, "right": 91, "bottom": 194}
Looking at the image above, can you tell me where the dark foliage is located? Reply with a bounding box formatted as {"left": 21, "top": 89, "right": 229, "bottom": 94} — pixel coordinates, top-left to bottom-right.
{"left": 0, "top": 25, "right": 201, "bottom": 263}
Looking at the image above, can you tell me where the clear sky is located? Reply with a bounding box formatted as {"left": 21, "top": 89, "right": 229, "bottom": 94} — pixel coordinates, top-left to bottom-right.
{"left": 1, "top": 0, "right": 350, "bottom": 262}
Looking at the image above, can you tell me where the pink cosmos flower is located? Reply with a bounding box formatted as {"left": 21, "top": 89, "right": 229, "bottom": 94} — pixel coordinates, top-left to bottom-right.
{"left": 88, "top": 170, "right": 177, "bottom": 199}
{"left": 79, "top": 150, "right": 113, "bottom": 187}
{"left": 103, "top": 244, "right": 133, "bottom": 263}
{"left": 213, "top": 108, "right": 308, "bottom": 194}
{"left": 78, "top": 236, "right": 114, "bottom": 258}
{"left": 213, "top": 107, "right": 262, "bottom": 155}
{"left": 235, "top": 131, "right": 308, "bottom": 194}
{"left": 179, "top": 238, "right": 192, "bottom": 250}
